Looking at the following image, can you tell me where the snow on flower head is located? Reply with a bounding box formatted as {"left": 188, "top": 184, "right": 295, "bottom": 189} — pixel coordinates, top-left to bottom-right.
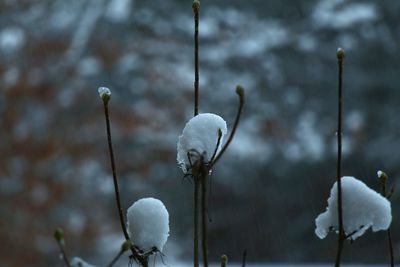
{"left": 71, "top": 257, "right": 97, "bottom": 267}
{"left": 177, "top": 113, "right": 227, "bottom": 173}
{"left": 127, "top": 198, "right": 169, "bottom": 252}
{"left": 315, "top": 176, "right": 391, "bottom": 240}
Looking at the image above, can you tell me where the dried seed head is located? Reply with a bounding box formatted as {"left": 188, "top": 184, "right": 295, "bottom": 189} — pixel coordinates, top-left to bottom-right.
{"left": 337, "top": 47, "right": 345, "bottom": 60}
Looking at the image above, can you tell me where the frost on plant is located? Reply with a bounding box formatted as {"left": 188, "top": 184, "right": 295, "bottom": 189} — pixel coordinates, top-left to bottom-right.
{"left": 126, "top": 197, "right": 170, "bottom": 252}
{"left": 315, "top": 176, "right": 392, "bottom": 240}
{"left": 70, "top": 257, "right": 97, "bottom": 267}
{"left": 177, "top": 113, "right": 228, "bottom": 173}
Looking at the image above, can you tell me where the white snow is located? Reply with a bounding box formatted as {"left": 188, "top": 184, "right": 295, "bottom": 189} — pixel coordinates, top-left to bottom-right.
{"left": 70, "top": 257, "right": 97, "bottom": 267}
{"left": 0, "top": 26, "right": 25, "bottom": 53}
{"left": 98, "top": 87, "right": 111, "bottom": 99}
{"left": 126, "top": 197, "right": 169, "bottom": 252}
{"left": 177, "top": 113, "right": 227, "bottom": 173}
{"left": 315, "top": 176, "right": 391, "bottom": 240}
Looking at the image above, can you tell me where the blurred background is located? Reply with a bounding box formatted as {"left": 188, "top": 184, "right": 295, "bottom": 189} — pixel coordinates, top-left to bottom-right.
{"left": 1, "top": 0, "right": 400, "bottom": 266}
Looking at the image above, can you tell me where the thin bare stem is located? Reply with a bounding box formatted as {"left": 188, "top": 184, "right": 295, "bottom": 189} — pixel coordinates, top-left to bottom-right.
{"left": 209, "top": 129, "right": 222, "bottom": 164}
{"left": 335, "top": 48, "right": 345, "bottom": 267}
{"left": 102, "top": 99, "right": 148, "bottom": 266}
{"left": 379, "top": 171, "right": 395, "bottom": 267}
{"left": 210, "top": 86, "right": 244, "bottom": 168}
{"left": 56, "top": 240, "right": 71, "bottom": 267}
{"left": 201, "top": 170, "right": 209, "bottom": 267}
{"left": 194, "top": 177, "right": 200, "bottom": 267}
{"left": 107, "top": 250, "right": 125, "bottom": 267}
{"left": 241, "top": 249, "right": 247, "bottom": 267}
{"left": 103, "top": 101, "right": 130, "bottom": 241}
{"left": 193, "top": 0, "right": 200, "bottom": 116}
{"left": 387, "top": 229, "right": 394, "bottom": 267}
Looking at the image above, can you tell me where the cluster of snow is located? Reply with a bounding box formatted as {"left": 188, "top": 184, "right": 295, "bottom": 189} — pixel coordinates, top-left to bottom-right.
{"left": 127, "top": 198, "right": 169, "bottom": 252}
{"left": 70, "top": 257, "right": 97, "bottom": 267}
{"left": 177, "top": 113, "right": 227, "bottom": 173}
{"left": 315, "top": 176, "right": 391, "bottom": 240}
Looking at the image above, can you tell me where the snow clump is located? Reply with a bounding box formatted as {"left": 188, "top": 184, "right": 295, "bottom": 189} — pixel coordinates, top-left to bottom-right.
{"left": 315, "top": 176, "right": 391, "bottom": 240}
{"left": 70, "top": 257, "right": 97, "bottom": 267}
{"left": 98, "top": 86, "right": 111, "bottom": 100}
{"left": 177, "top": 113, "right": 227, "bottom": 173}
{"left": 127, "top": 198, "right": 169, "bottom": 252}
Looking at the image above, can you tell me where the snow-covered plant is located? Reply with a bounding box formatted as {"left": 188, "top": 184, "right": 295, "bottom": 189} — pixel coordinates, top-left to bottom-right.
{"left": 315, "top": 176, "right": 392, "bottom": 240}
{"left": 177, "top": 113, "right": 227, "bottom": 173}
{"left": 70, "top": 257, "right": 98, "bottom": 267}
{"left": 127, "top": 198, "right": 170, "bottom": 252}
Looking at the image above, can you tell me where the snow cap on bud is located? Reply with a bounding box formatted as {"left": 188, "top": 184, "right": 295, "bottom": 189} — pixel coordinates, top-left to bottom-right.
{"left": 71, "top": 257, "right": 97, "bottom": 267}
{"left": 192, "top": 0, "right": 200, "bottom": 12}
{"left": 98, "top": 87, "right": 111, "bottom": 102}
{"left": 127, "top": 198, "right": 170, "bottom": 252}
{"left": 377, "top": 170, "right": 388, "bottom": 183}
{"left": 337, "top": 47, "right": 345, "bottom": 60}
{"left": 177, "top": 113, "right": 227, "bottom": 173}
{"left": 53, "top": 227, "right": 64, "bottom": 242}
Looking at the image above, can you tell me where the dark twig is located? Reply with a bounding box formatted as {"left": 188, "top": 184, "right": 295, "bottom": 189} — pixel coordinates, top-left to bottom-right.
{"left": 193, "top": 0, "right": 200, "bottom": 116}
{"left": 194, "top": 177, "right": 200, "bottom": 267}
{"left": 100, "top": 92, "right": 147, "bottom": 267}
{"left": 107, "top": 250, "right": 125, "bottom": 267}
{"left": 209, "top": 129, "right": 222, "bottom": 164}
{"left": 102, "top": 101, "right": 130, "bottom": 240}
{"left": 200, "top": 169, "right": 209, "bottom": 267}
{"left": 335, "top": 48, "right": 345, "bottom": 267}
{"left": 378, "top": 171, "right": 395, "bottom": 267}
{"left": 241, "top": 249, "right": 247, "bottom": 267}
{"left": 210, "top": 86, "right": 245, "bottom": 168}
{"left": 57, "top": 240, "right": 71, "bottom": 267}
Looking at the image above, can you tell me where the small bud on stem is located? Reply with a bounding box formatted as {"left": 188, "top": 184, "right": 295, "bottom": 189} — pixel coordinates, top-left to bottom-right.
{"left": 54, "top": 227, "right": 64, "bottom": 242}
{"left": 220, "top": 254, "right": 228, "bottom": 267}
{"left": 337, "top": 47, "right": 345, "bottom": 61}
{"left": 192, "top": 0, "right": 200, "bottom": 13}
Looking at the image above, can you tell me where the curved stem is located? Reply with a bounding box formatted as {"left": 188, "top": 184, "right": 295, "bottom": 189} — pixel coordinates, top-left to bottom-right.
{"left": 210, "top": 89, "right": 244, "bottom": 168}
{"left": 103, "top": 102, "right": 130, "bottom": 241}
{"left": 102, "top": 101, "right": 147, "bottom": 266}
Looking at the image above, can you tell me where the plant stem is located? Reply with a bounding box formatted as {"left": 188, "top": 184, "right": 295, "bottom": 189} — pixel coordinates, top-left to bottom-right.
{"left": 380, "top": 173, "right": 395, "bottom": 267}
{"left": 57, "top": 240, "right": 71, "bottom": 267}
{"left": 201, "top": 170, "right": 209, "bottom": 267}
{"left": 103, "top": 102, "right": 130, "bottom": 241}
{"left": 107, "top": 250, "right": 124, "bottom": 267}
{"left": 388, "top": 229, "right": 394, "bottom": 267}
{"left": 241, "top": 249, "right": 247, "bottom": 267}
{"left": 210, "top": 86, "right": 244, "bottom": 168}
{"left": 335, "top": 48, "right": 345, "bottom": 267}
{"left": 103, "top": 100, "right": 147, "bottom": 266}
{"left": 193, "top": 0, "right": 199, "bottom": 116}
{"left": 194, "top": 177, "right": 200, "bottom": 267}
